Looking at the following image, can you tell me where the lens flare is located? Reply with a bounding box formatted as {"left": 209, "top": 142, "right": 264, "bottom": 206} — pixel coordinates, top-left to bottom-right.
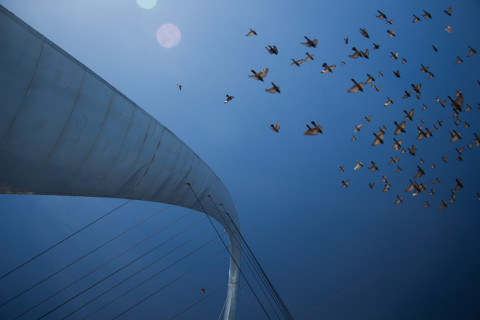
{"left": 156, "top": 23, "right": 181, "bottom": 48}
{"left": 136, "top": 0, "right": 157, "bottom": 10}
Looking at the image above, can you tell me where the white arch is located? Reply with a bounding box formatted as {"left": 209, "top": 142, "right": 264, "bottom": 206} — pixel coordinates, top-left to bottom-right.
{"left": 0, "top": 5, "right": 241, "bottom": 319}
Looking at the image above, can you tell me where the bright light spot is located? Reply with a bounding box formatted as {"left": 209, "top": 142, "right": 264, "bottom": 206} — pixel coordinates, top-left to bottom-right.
{"left": 136, "top": 0, "right": 157, "bottom": 10}
{"left": 156, "top": 24, "right": 181, "bottom": 48}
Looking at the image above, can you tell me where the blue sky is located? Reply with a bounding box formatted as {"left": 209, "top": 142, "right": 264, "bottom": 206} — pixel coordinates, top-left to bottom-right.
{"left": 1, "top": 0, "right": 480, "bottom": 319}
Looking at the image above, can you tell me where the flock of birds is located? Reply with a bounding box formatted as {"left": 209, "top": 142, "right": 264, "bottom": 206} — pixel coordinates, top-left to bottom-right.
{"left": 178, "top": 7, "right": 479, "bottom": 211}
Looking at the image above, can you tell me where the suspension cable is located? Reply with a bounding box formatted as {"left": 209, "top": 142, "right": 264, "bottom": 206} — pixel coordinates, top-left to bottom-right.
{"left": 207, "top": 196, "right": 284, "bottom": 320}
{"left": 222, "top": 204, "right": 293, "bottom": 320}
{"left": 210, "top": 197, "right": 293, "bottom": 320}
{"left": 111, "top": 243, "right": 225, "bottom": 320}
{"left": 0, "top": 200, "right": 132, "bottom": 280}
{"left": 61, "top": 225, "right": 210, "bottom": 319}
{"left": 13, "top": 210, "right": 191, "bottom": 320}
{"left": 186, "top": 183, "right": 273, "bottom": 320}
{"left": 217, "top": 294, "right": 228, "bottom": 320}
{"left": 37, "top": 216, "right": 206, "bottom": 320}
{"left": 1, "top": 204, "right": 169, "bottom": 308}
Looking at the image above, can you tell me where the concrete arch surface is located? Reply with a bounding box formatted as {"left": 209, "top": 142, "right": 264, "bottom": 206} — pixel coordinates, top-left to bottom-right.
{"left": 0, "top": 5, "right": 241, "bottom": 319}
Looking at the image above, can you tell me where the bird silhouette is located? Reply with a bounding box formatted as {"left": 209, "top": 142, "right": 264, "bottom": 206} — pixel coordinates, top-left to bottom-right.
{"left": 359, "top": 28, "right": 370, "bottom": 38}
{"left": 266, "top": 45, "right": 278, "bottom": 55}
{"left": 291, "top": 58, "right": 303, "bottom": 66}
{"left": 265, "top": 82, "right": 280, "bottom": 94}
{"left": 249, "top": 68, "right": 268, "bottom": 81}
{"left": 245, "top": 28, "right": 257, "bottom": 36}
{"left": 387, "top": 29, "right": 396, "bottom": 37}
{"left": 304, "top": 52, "right": 315, "bottom": 61}
{"left": 270, "top": 122, "right": 280, "bottom": 133}
{"left": 301, "top": 36, "right": 318, "bottom": 48}
{"left": 422, "top": 10, "right": 432, "bottom": 19}
{"left": 348, "top": 79, "right": 364, "bottom": 93}
{"left": 224, "top": 94, "right": 234, "bottom": 104}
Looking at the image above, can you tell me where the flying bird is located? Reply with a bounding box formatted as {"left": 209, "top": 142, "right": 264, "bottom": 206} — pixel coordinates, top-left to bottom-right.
{"left": 266, "top": 45, "right": 278, "bottom": 55}
{"left": 411, "top": 83, "right": 422, "bottom": 94}
{"left": 245, "top": 28, "right": 257, "bottom": 36}
{"left": 404, "top": 109, "right": 414, "bottom": 121}
{"left": 432, "top": 45, "right": 438, "bottom": 52}
{"left": 414, "top": 166, "right": 425, "bottom": 179}
{"left": 390, "top": 156, "right": 399, "bottom": 164}
{"left": 249, "top": 68, "right": 268, "bottom": 81}
{"left": 383, "top": 182, "right": 392, "bottom": 192}
{"left": 291, "top": 58, "right": 303, "bottom": 66}
{"left": 387, "top": 29, "right": 396, "bottom": 37}
{"left": 393, "top": 70, "right": 401, "bottom": 78}
{"left": 449, "top": 130, "right": 462, "bottom": 142}
{"left": 439, "top": 200, "right": 448, "bottom": 211}
{"left": 448, "top": 92, "right": 463, "bottom": 112}
{"left": 365, "top": 74, "right": 375, "bottom": 84}
{"left": 420, "top": 64, "right": 429, "bottom": 73}
{"left": 390, "top": 51, "right": 399, "bottom": 60}
{"left": 365, "top": 115, "right": 372, "bottom": 123}
{"left": 347, "top": 79, "right": 364, "bottom": 93}
{"left": 359, "top": 28, "right": 370, "bottom": 38}
{"left": 373, "top": 43, "right": 380, "bottom": 50}
{"left": 467, "top": 46, "right": 477, "bottom": 57}
{"left": 444, "top": 25, "right": 453, "bottom": 33}
{"left": 394, "top": 121, "right": 407, "bottom": 135}
{"left": 454, "top": 178, "right": 463, "bottom": 191}
{"left": 344, "top": 37, "right": 349, "bottom": 44}
{"left": 424, "top": 201, "right": 430, "bottom": 208}
{"left": 455, "top": 56, "right": 463, "bottom": 65}
{"left": 340, "top": 166, "right": 345, "bottom": 172}
{"left": 422, "top": 10, "right": 432, "bottom": 19}
{"left": 408, "top": 145, "right": 417, "bottom": 156}
{"left": 354, "top": 160, "right": 364, "bottom": 170}
{"left": 321, "top": 63, "right": 336, "bottom": 73}
{"left": 394, "top": 195, "right": 403, "bottom": 205}
{"left": 270, "top": 122, "right": 280, "bottom": 133}
{"left": 349, "top": 47, "right": 362, "bottom": 59}
{"left": 386, "top": 19, "right": 394, "bottom": 25}
{"left": 304, "top": 52, "right": 315, "bottom": 61}
{"left": 304, "top": 121, "right": 323, "bottom": 135}
{"left": 369, "top": 182, "right": 375, "bottom": 189}
{"left": 224, "top": 94, "right": 234, "bottom": 104}
{"left": 368, "top": 161, "right": 379, "bottom": 171}
{"left": 376, "top": 10, "right": 387, "bottom": 20}
{"left": 403, "top": 91, "right": 411, "bottom": 99}
{"left": 354, "top": 124, "right": 363, "bottom": 133}
{"left": 412, "top": 15, "right": 420, "bottom": 23}
{"left": 301, "top": 36, "right": 318, "bottom": 48}
{"left": 361, "top": 48, "right": 370, "bottom": 59}
{"left": 393, "top": 139, "right": 402, "bottom": 151}
{"left": 474, "top": 133, "right": 480, "bottom": 147}
{"left": 372, "top": 126, "right": 386, "bottom": 146}
{"left": 342, "top": 180, "right": 350, "bottom": 188}
{"left": 265, "top": 82, "right": 280, "bottom": 94}
{"left": 444, "top": 7, "right": 452, "bottom": 16}
{"left": 202, "top": 288, "right": 207, "bottom": 294}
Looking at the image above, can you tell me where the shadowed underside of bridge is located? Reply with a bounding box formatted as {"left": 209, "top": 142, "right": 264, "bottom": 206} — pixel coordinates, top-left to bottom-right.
{"left": 0, "top": 5, "right": 241, "bottom": 320}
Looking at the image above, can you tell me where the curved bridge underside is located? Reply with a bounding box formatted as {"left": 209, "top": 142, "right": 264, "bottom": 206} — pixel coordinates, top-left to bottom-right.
{"left": 0, "top": 5, "right": 241, "bottom": 320}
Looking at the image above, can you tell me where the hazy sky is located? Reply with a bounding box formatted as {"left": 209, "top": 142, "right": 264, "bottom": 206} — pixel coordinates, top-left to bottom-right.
{"left": 1, "top": 0, "right": 480, "bottom": 319}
